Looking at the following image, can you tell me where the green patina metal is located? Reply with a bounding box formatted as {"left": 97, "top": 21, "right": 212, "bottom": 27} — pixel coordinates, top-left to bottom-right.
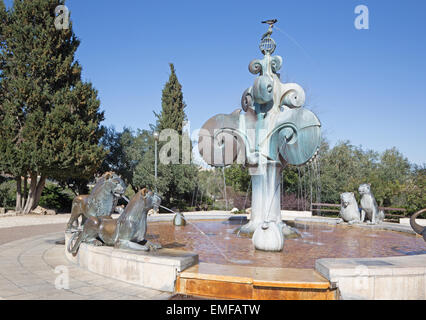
{"left": 199, "top": 21, "right": 321, "bottom": 251}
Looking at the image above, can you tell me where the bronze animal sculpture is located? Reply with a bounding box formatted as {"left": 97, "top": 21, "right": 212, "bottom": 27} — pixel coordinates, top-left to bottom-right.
{"left": 261, "top": 19, "right": 277, "bottom": 40}
{"left": 66, "top": 172, "right": 126, "bottom": 232}
{"left": 359, "top": 184, "right": 385, "bottom": 225}
{"left": 338, "top": 192, "right": 363, "bottom": 224}
{"left": 410, "top": 209, "right": 426, "bottom": 241}
{"left": 68, "top": 189, "right": 161, "bottom": 255}
{"left": 173, "top": 210, "right": 186, "bottom": 226}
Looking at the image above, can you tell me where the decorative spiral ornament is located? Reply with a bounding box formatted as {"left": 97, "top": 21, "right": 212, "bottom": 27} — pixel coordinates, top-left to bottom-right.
{"left": 67, "top": 231, "right": 81, "bottom": 254}
{"left": 249, "top": 59, "right": 262, "bottom": 75}
{"left": 281, "top": 86, "right": 305, "bottom": 108}
{"left": 241, "top": 88, "right": 254, "bottom": 112}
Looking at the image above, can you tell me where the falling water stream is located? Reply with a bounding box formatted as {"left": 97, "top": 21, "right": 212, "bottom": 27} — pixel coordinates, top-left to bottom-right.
{"left": 293, "top": 155, "right": 322, "bottom": 216}
{"left": 118, "top": 154, "right": 325, "bottom": 263}
{"left": 159, "top": 205, "right": 252, "bottom": 265}
{"left": 222, "top": 167, "right": 228, "bottom": 211}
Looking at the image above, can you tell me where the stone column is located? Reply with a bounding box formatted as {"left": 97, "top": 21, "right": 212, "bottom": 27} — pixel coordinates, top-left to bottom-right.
{"left": 251, "top": 161, "right": 285, "bottom": 252}
{"left": 241, "top": 161, "right": 282, "bottom": 235}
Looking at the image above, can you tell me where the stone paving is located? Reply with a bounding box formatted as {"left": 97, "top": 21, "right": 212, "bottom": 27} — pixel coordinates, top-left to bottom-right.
{"left": 0, "top": 214, "right": 71, "bottom": 229}
{"left": 0, "top": 224, "right": 65, "bottom": 246}
{"left": 0, "top": 232, "right": 173, "bottom": 300}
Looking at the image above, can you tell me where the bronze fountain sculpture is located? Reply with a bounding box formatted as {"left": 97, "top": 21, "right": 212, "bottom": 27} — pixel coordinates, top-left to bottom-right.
{"left": 198, "top": 20, "right": 321, "bottom": 251}
{"left": 410, "top": 209, "right": 426, "bottom": 241}
{"left": 338, "top": 192, "right": 363, "bottom": 224}
{"left": 359, "top": 183, "right": 385, "bottom": 225}
{"left": 66, "top": 172, "right": 126, "bottom": 232}
{"left": 68, "top": 188, "right": 162, "bottom": 254}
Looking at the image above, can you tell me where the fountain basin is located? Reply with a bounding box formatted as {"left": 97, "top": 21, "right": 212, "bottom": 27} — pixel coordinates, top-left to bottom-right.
{"left": 147, "top": 219, "right": 426, "bottom": 269}
{"left": 64, "top": 232, "right": 198, "bottom": 292}
{"left": 65, "top": 214, "right": 426, "bottom": 299}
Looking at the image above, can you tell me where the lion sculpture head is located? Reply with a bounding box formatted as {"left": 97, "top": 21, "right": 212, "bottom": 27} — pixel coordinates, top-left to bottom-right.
{"left": 358, "top": 183, "right": 371, "bottom": 196}
{"left": 144, "top": 190, "right": 161, "bottom": 213}
{"left": 341, "top": 192, "right": 357, "bottom": 208}
{"left": 91, "top": 172, "right": 126, "bottom": 199}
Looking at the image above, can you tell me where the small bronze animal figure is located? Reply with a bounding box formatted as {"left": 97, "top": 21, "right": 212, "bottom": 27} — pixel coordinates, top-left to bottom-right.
{"left": 261, "top": 19, "right": 278, "bottom": 40}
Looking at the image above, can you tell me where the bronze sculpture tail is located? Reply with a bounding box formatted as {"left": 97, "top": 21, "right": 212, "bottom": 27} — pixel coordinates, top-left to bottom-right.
{"left": 410, "top": 209, "right": 426, "bottom": 241}
{"left": 67, "top": 231, "right": 81, "bottom": 255}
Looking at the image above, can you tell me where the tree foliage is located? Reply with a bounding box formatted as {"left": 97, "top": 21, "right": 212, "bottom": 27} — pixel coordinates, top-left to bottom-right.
{"left": 212, "top": 139, "right": 424, "bottom": 214}
{"left": 0, "top": 0, "right": 105, "bottom": 213}
{"left": 155, "top": 63, "right": 187, "bottom": 134}
{"left": 101, "top": 64, "right": 198, "bottom": 210}
{"left": 317, "top": 140, "right": 422, "bottom": 213}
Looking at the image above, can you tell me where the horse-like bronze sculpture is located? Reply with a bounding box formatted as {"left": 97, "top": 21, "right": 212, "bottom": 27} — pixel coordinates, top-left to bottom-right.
{"left": 68, "top": 189, "right": 161, "bottom": 255}
{"left": 66, "top": 172, "right": 126, "bottom": 232}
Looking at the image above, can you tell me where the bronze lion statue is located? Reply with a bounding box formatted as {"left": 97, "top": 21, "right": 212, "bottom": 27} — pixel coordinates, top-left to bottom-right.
{"left": 68, "top": 188, "right": 162, "bottom": 254}
{"left": 66, "top": 172, "right": 126, "bottom": 232}
{"left": 359, "top": 183, "right": 385, "bottom": 225}
{"left": 338, "top": 192, "right": 363, "bottom": 224}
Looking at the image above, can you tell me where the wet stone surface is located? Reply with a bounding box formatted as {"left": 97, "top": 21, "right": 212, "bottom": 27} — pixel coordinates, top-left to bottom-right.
{"left": 147, "top": 220, "right": 426, "bottom": 269}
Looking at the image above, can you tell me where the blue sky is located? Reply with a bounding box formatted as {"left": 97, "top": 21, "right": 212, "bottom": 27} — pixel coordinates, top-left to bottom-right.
{"left": 5, "top": 0, "right": 426, "bottom": 165}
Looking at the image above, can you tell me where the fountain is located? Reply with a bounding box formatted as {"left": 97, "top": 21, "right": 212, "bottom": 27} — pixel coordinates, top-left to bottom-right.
{"left": 198, "top": 21, "right": 321, "bottom": 251}
{"left": 61, "top": 21, "right": 426, "bottom": 300}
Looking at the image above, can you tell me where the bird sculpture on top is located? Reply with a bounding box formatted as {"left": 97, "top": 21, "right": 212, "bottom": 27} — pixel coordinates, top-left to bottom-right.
{"left": 261, "top": 19, "right": 278, "bottom": 40}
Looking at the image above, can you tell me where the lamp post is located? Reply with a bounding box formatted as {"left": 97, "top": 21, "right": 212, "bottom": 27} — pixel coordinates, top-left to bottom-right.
{"left": 153, "top": 131, "right": 160, "bottom": 187}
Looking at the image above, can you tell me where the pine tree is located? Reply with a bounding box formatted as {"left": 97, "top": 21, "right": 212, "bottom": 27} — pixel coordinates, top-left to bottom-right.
{"left": 0, "top": 0, "right": 106, "bottom": 214}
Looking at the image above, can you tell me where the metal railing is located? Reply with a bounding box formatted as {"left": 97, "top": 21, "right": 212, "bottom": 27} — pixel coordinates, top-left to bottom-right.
{"left": 311, "top": 203, "right": 407, "bottom": 219}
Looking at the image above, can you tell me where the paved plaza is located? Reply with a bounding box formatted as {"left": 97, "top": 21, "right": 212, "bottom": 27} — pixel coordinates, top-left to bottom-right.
{"left": 0, "top": 215, "right": 172, "bottom": 300}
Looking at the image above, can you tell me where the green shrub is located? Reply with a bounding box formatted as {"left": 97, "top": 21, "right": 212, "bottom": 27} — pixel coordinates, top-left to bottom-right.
{"left": 0, "top": 180, "right": 16, "bottom": 209}
{"left": 39, "top": 183, "right": 73, "bottom": 212}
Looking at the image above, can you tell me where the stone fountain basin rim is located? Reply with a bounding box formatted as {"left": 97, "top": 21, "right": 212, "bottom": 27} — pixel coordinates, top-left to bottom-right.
{"left": 315, "top": 253, "right": 426, "bottom": 300}
{"left": 293, "top": 216, "right": 418, "bottom": 235}
{"left": 147, "top": 210, "right": 312, "bottom": 223}
{"left": 66, "top": 214, "right": 425, "bottom": 299}
{"left": 64, "top": 233, "right": 199, "bottom": 292}
{"left": 298, "top": 216, "right": 426, "bottom": 299}
{"left": 149, "top": 212, "right": 419, "bottom": 237}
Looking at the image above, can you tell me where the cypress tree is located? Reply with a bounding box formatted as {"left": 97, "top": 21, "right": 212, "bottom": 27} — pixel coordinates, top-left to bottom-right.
{"left": 155, "top": 63, "right": 187, "bottom": 134}
{"left": 150, "top": 63, "right": 197, "bottom": 209}
{"left": 0, "top": 0, "right": 106, "bottom": 214}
